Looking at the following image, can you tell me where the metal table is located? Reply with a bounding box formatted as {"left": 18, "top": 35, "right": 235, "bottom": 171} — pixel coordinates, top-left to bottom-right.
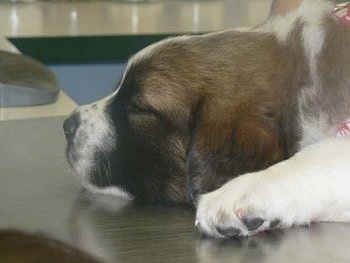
{"left": 1, "top": 117, "right": 350, "bottom": 262}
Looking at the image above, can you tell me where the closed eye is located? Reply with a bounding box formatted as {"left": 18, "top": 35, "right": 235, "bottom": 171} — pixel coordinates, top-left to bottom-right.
{"left": 129, "top": 104, "right": 152, "bottom": 113}
{"left": 129, "top": 103, "right": 156, "bottom": 116}
{"left": 127, "top": 102, "right": 174, "bottom": 132}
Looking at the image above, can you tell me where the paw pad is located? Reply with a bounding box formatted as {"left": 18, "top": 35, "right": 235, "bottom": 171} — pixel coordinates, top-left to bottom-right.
{"left": 241, "top": 216, "right": 264, "bottom": 231}
{"left": 216, "top": 226, "right": 242, "bottom": 237}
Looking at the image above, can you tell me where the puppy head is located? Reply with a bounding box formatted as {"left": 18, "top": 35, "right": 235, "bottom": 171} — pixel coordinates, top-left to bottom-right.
{"left": 64, "top": 33, "right": 287, "bottom": 204}
{"left": 64, "top": 36, "right": 201, "bottom": 204}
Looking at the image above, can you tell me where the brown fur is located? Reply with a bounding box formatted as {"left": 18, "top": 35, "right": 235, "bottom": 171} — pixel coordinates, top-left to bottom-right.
{"left": 129, "top": 28, "right": 310, "bottom": 199}
{"left": 65, "top": 3, "right": 350, "bottom": 204}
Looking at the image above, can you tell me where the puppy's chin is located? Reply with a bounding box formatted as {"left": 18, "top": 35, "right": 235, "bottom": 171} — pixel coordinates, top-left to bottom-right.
{"left": 65, "top": 146, "right": 94, "bottom": 184}
{"left": 66, "top": 151, "right": 133, "bottom": 200}
{"left": 82, "top": 182, "right": 134, "bottom": 201}
{"left": 65, "top": 133, "right": 136, "bottom": 202}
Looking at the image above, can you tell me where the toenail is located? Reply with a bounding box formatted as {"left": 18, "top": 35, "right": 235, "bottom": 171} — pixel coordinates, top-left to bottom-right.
{"left": 269, "top": 219, "right": 281, "bottom": 229}
{"left": 195, "top": 219, "right": 199, "bottom": 227}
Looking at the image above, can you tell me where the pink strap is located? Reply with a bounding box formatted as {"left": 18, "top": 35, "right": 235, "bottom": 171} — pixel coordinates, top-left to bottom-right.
{"left": 340, "top": 7, "right": 350, "bottom": 25}
{"left": 334, "top": 4, "right": 350, "bottom": 26}
{"left": 336, "top": 121, "right": 350, "bottom": 137}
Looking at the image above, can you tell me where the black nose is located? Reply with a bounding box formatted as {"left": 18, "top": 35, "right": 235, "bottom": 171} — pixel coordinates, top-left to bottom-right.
{"left": 63, "top": 112, "right": 81, "bottom": 143}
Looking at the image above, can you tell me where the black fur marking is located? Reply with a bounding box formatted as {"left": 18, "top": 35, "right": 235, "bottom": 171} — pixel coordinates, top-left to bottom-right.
{"left": 92, "top": 65, "right": 189, "bottom": 204}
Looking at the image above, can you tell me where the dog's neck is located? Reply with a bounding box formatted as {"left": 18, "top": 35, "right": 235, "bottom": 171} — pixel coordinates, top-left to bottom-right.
{"left": 332, "top": 3, "right": 350, "bottom": 137}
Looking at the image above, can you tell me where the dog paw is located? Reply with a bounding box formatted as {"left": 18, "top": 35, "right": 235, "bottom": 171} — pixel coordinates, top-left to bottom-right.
{"left": 195, "top": 173, "right": 295, "bottom": 238}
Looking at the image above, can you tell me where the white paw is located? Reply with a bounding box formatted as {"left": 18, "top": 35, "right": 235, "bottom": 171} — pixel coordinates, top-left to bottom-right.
{"left": 196, "top": 138, "right": 350, "bottom": 238}
{"left": 195, "top": 172, "right": 303, "bottom": 238}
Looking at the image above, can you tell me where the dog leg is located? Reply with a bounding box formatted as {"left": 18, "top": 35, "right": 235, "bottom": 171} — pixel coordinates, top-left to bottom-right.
{"left": 195, "top": 137, "right": 350, "bottom": 238}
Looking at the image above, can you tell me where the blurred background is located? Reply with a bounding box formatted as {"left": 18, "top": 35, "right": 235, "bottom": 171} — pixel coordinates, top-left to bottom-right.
{"left": 0, "top": 0, "right": 272, "bottom": 113}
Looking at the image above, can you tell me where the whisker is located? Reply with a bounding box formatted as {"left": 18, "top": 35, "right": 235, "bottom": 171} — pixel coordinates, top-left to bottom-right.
{"left": 101, "top": 157, "right": 111, "bottom": 186}
{"left": 97, "top": 155, "right": 103, "bottom": 187}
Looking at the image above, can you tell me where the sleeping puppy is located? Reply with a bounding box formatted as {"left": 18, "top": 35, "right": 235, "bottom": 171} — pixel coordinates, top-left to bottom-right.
{"left": 63, "top": 0, "right": 350, "bottom": 238}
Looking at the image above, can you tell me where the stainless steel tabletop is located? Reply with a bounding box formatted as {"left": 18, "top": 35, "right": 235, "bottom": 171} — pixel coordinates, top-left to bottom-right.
{"left": 1, "top": 117, "right": 350, "bottom": 263}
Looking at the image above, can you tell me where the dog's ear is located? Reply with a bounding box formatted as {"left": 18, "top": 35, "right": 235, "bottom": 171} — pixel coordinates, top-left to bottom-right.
{"left": 186, "top": 96, "right": 287, "bottom": 201}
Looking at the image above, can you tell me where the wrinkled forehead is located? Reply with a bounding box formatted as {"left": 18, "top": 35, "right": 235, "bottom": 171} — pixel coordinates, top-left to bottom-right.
{"left": 114, "top": 40, "right": 201, "bottom": 122}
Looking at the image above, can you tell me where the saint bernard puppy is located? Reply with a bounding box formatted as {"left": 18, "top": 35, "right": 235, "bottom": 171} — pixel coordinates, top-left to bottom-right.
{"left": 64, "top": 0, "right": 350, "bottom": 238}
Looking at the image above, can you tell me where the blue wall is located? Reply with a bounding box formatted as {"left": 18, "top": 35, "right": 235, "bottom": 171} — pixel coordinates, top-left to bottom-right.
{"left": 49, "top": 63, "right": 125, "bottom": 105}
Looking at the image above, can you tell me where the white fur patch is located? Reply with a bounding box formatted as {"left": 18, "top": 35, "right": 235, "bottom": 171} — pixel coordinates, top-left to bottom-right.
{"left": 271, "top": 0, "right": 334, "bottom": 149}
{"left": 69, "top": 97, "right": 116, "bottom": 181}
{"left": 84, "top": 183, "right": 133, "bottom": 200}
{"left": 300, "top": 1, "right": 332, "bottom": 86}
{"left": 259, "top": 0, "right": 332, "bottom": 44}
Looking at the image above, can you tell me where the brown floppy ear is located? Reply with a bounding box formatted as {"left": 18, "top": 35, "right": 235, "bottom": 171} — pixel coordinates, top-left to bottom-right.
{"left": 186, "top": 96, "right": 287, "bottom": 201}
